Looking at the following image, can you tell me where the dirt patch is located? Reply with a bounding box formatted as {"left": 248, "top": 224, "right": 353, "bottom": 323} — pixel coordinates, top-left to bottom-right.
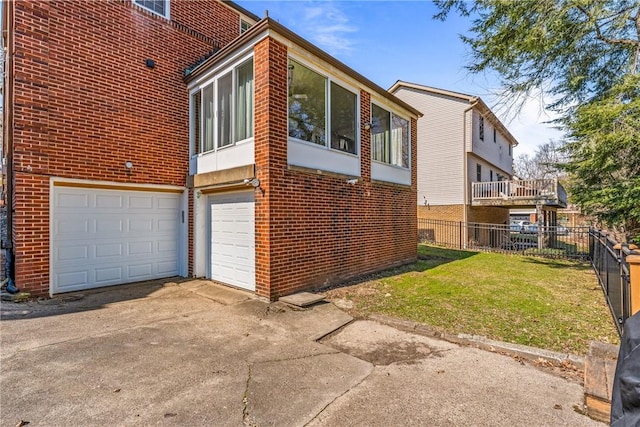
{"left": 323, "top": 338, "right": 446, "bottom": 366}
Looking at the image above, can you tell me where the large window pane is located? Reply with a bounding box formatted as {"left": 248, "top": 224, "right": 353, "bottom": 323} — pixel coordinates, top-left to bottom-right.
{"left": 288, "top": 59, "right": 326, "bottom": 145}
{"left": 202, "top": 84, "right": 214, "bottom": 153}
{"left": 391, "top": 115, "right": 409, "bottom": 168}
{"left": 218, "top": 72, "right": 233, "bottom": 148}
{"left": 371, "top": 104, "right": 390, "bottom": 163}
{"left": 330, "top": 82, "right": 357, "bottom": 154}
{"left": 235, "top": 59, "right": 254, "bottom": 142}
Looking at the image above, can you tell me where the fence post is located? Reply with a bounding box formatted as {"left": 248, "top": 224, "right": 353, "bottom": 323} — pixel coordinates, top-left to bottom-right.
{"left": 626, "top": 250, "right": 640, "bottom": 316}
{"left": 459, "top": 222, "right": 462, "bottom": 250}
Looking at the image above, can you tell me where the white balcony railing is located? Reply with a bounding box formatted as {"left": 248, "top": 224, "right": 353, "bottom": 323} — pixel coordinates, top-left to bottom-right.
{"left": 471, "top": 178, "right": 567, "bottom": 207}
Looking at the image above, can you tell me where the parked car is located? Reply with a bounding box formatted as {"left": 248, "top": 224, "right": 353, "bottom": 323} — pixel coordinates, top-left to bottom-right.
{"left": 510, "top": 221, "right": 532, "bottom": 233}
{"left": 523, "top": 223, "right": 539, "bottom": 234}
{"left": 556, "top": 225, "right": 569, "bottom": 235}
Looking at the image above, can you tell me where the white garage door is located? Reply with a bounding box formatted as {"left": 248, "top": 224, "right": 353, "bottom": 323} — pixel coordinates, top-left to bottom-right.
{"left": 210, "top": 191, "right": 255, "bottom": 291}
{"left": 51, "top": 184, "right": 182, "bottom": 294}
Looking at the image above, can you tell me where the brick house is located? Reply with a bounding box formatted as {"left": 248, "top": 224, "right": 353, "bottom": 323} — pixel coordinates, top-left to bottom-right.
{"left": 2, "top": 0, "right": 419, "bottom": 299}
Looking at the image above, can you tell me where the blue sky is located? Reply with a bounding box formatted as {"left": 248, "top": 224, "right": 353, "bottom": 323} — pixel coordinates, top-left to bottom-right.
{"left": 236, "top": 0, "right": 563, "bottom": 156}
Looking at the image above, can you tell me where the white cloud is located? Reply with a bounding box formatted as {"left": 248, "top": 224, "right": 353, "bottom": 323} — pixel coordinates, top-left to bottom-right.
{"left": 297, "top": 2, "right": 358, "bottom": 56}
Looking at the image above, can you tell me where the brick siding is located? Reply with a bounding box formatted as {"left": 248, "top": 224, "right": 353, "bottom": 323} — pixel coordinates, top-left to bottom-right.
{"left": 418, "top": 204, "right": 465, "bottom": 222}
{"left": 10, "top": 0, "right": 242, "bottom": 295}
{"left": 254, "top": 37, "right": 417, "bottom": 300}
{"left": 468, "top": 206, "right": 509, "bottom": 225}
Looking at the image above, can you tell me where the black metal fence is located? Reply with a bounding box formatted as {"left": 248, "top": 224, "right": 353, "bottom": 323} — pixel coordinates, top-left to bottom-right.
{"left": 589, "top": 229, "right": 632, "bottom": 336}
{"left": 418, "top": 219, "right": 590, "bottom": 259}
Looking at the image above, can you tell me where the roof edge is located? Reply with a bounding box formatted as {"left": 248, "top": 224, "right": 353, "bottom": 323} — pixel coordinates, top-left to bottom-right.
{"left": 221, "top": 0, "right": 260, "bottom": 22}
{"left": 184, "top": 18, "right": 422, "bottom": 118}
{"left": 390, "top": 80, "right": 519, "bottom": 147}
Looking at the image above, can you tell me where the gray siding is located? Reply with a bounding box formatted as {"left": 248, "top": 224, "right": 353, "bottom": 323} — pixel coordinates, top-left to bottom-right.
{"left": 393, "top": 87, "right": 467, "bottom": 206}
{"left": 471, "top": 111, "right": 513, "bottom": 175}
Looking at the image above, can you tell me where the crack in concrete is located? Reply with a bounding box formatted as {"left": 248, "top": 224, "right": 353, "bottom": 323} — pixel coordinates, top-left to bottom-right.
{"left": 251, "top": 348, "right": 341, "bottom": 365}
{"left": 303, "top": 364, "right": 375, "bottom": 426}
{"left": 242, "top": 363, "right": 253, "bottom": 426}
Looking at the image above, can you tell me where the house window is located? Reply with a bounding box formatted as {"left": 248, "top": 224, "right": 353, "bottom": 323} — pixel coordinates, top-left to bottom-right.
{"left": 288, "top": 59, "right": 357, "bottom": 155}
{"left": 191, "top": 58, "right": 254, "bottom": 154}
{"left": 371, "top": 104, "right": 409, "bottom": 168}
{"left": 509, "top": 144, "right": 512, "bottom": 156}
{"left": 493, "top": 128, "right": 497, "bottom": 143}
{"left": 490, "top": 170, "right": 493, "bottom": 181}
{"left": 133, "top": 0, "right": 169, "bottom": 18}
{"left": 479, "top": 116, "right": 484, "bottom": 141}
{"left": 240, "top": 19, "right": 252, "bottom": 34}
{"left": 476, "top": 164, "right": 482, "bottom": 182}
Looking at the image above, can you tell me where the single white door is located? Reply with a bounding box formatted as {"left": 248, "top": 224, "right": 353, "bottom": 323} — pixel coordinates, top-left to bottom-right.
{"left": 210, "top": 191, "right": 255, "bottom": 291}
{"left": 51, "top": 185, "right": 182, "bottom": 294}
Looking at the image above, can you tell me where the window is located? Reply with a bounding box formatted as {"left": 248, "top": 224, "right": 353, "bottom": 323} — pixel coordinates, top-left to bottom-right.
{"left": 288, "top": 59, "right": 357, "bottom": 155}
{"left": 493, "top": 128, "right": 497, "bottom": 143}
{"left": 509, "top": 144, "right": 512, "bottom": 156}
{"left": 191, "top": 58, "right": 254, "bottom": 154}
{"left": 490, "top": 170, "right": 493, "bottom": 181}
{"left": 371, "top": 104, "right": 409, "bottom": 168}
{"left": 134, "top": 0, "right": 168, "bottom": 18}
{"left": 476, "top": 164, "right": 482, "bottom": 182}
{"left": 479, "top": 116, "right": 484, "bottom": 141}
{"left": 240, "top": 19, "right": 252, "bottom": 34}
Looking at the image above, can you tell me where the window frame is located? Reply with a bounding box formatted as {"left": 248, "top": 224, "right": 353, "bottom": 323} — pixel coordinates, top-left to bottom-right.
{"left": 190, "top": 55, "right": 255, "bottom": 156}
{"left": 287, "top": 57, "right": 360, "bottom": 157}
{"left": 133, "top": 0, "right": 169, "bottom": 19}
{"left": 370, "top": 102, "right": 411, "bottom": 170}
{"left": 240, "top": 19, "right": 252, "bottom": 34}
{"left": 476, "top": 164, "right": 482, "bottom": 182}
{"left": 479, "top": 116, "right": 485, "bottom": 141}
{"left": 493, "top": 127, "right": 497, "bottom": 143}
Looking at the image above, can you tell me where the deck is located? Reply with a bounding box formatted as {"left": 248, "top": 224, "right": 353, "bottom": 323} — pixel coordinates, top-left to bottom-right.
{"left": 471, "top": 179, "right": 567, "bottom": 208}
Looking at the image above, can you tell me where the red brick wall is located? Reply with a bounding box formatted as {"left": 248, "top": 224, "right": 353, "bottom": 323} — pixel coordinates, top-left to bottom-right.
{"left": 254, "top": 37, "right": 417, "bottom": 300}
{"left": 11, "top": 0, "right": 242, "bottom": 295}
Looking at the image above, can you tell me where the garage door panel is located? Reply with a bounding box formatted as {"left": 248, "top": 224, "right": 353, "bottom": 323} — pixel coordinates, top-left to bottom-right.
{"left": 130, "top": 219, "right": 153, "bottom": 232}
{"left": 210, "top": 191, "right": 255, "bottom": 291}
{"left": 129, "top": 195, "right": 153, "bottom": 209}
{"left": 57, "top": 245, "right": 89, "bottom": 261}
{"left": 51, "top": 186, "right": 182, "bottom": 294}
{"left": 95, "top": 243, "right": 122, "bottom": 258}
{"left": 57, "top": 271, "right": 89, "bottom": 288}
{"left": 128, "top": 263, "right": 153, "bottom": 279}
{"left": 96, "top": 194, "right": 124, "bottom": 209}
{"left": 95, "top": 267, "right": 123, "bottom": 283}
{"left": 57, "top": 219, "right": 90, "bottom": 235}
{"left": 158, "top": 197, "right": 179, "bottom": 209}
{"left": 157, "top": 260, "right": 179, "bottom": 275}
{"left": 57, "top": 192, "right": 89, "bottom": 208}
{"left": 158, "top": 240, "right": 177, "bottom": 253}
{"left": 96, "top": 218, "right": 124, "bottom": 234}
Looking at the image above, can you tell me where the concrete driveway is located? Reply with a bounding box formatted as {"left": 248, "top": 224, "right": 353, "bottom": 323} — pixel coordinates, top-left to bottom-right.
{"left": 1, "top": 279, "right": 602, "bottom": 426}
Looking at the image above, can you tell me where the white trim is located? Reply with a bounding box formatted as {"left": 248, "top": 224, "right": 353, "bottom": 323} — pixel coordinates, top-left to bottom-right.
{"left": 133, "top": 0, "right": 170, "bottom": 19}
{"left": 188, "top": 46, "right": 257, "bottom": 89}
{"left": 189, "top": 54, "right": 255, "bottom": 158}
{"left": 287, "top": 56, "right": 361, "bottom": 157}
{"left": 370, "top": 101, "right": 411, "bottom": 171}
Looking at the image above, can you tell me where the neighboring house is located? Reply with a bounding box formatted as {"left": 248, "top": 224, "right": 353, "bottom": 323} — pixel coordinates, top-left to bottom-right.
{"left": 2, "top": 0, "right": 419, "bottom": 299}
{"left": 389, "top": 81, "right": 518, "bottom": 225}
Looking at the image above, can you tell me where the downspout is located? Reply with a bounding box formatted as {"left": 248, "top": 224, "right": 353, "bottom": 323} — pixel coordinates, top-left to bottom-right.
{"left": 462, "top": 98, "right": 478, "bottom": 248}
{"left": 2, "top": 1, "right": 17, "bottom": 293}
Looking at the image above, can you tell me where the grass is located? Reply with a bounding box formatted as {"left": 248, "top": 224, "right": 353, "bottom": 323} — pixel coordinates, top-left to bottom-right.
{"left": 324, "top": 245, "right": 619, "bottom": 356}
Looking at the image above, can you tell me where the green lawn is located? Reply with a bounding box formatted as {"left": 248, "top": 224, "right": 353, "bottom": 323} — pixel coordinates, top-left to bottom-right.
{"left": 324, "top": 245, "right": 619, "bottom": 355}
